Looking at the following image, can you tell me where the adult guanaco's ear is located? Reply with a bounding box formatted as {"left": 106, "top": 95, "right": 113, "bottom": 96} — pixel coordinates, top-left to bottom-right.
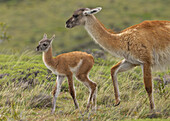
{"left": 83, "top": 7, "right": 102, "bottom": 16}
{"left": 43, "top": 33, "right": 47, "bottom": 39}
{"left": 50, "top": 34, "right": 55, "bottom": 43}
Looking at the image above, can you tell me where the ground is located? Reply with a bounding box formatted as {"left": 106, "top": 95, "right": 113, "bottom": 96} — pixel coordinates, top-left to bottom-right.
{"left": 0, "top": 51, "right": 169, "bottom": 120}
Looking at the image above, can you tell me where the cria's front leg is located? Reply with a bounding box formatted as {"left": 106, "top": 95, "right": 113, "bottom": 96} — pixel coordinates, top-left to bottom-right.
{"left": 51, "top": 75, "right": 65, "bottom": 114}
{"left": 67, "top": 74, "right": 79, "bottom": 109}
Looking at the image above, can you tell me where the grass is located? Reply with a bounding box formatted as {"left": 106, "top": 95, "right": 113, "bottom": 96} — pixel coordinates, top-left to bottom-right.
{"left": 0, "top": 0, "right": 169, "bottom": 120}
{"left": 0, "top": 51, "right": 169, "bottom": 120}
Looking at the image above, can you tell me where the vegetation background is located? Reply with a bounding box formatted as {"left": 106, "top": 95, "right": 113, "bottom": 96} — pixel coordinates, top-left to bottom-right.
{"left": 0, "top": 0, "right": 169, "bottom": 120}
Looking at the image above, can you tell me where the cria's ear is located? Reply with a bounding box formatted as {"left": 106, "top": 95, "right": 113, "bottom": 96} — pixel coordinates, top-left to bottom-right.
{"left": 50, "top": 34, "right": 55, "bottom": 43}
{"left": 83, "top": 7, "right": 102, "bottom": 15}
{"left": 43, "top": 33, "right": 47, "bottom": 39}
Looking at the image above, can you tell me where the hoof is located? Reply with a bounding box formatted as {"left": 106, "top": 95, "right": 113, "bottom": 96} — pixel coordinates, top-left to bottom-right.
{"left": 92, "top": 106, "right": 97, "bottom": 112}
{"left": 51, "top": 111, "right": 54, "bottom": 114}
{"left": 51, "top": 109, "right": 55, "bottom": 114}
{"left": 75, "top": 106, "right": 79, "bottom": 109}
{"left": 114, "top": 101, "right": 120, "bottom": 107}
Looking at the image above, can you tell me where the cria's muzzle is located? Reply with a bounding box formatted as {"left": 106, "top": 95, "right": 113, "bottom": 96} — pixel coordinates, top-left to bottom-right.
{"left": 36, "top": 45, "right": 40, "bottom": 51}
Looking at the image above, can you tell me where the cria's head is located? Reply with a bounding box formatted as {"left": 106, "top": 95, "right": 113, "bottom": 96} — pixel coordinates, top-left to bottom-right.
{"left": 36, "top": 34, "right": 55, "bottom": 52}
{"left": 66, "top": 7, "right": 102, "bottom": 28}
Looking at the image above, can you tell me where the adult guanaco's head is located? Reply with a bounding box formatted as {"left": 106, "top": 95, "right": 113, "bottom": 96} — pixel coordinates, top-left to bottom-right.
{"left": 36, "top": 34, "right": 55, "bottom": 52}
{"left": 66, "top": 7, "right": 102, "bottom": 28}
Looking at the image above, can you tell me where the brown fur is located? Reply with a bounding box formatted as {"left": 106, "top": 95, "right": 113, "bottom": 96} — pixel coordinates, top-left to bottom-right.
{"left": 36, "top": 35, "right": 97, "bottom": 113}
{"left": 65, "top": 7, "right": 170, "bottom": 111}
{"left": 43, "top": 48, "right": 94, "bottom": 75}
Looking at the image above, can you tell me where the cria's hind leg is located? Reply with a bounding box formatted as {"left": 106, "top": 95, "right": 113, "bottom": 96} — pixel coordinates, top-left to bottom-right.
{"left": 76, "top": 74, "right": 97, "bottom": 112}
{"left": 76, "top": 59, "right": 96, "bottom": 112}
{"left": 111, "top": 59, "right": 137, "bottom": 106}
{"left": 92, "top": 87, "right": 97, "bottom": 111}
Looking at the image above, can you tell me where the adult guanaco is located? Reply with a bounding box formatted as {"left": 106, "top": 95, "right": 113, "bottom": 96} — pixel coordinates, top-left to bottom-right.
{"left": 36, "top": 34, "right": 97, "bottom": 114}
{"left": 65, "top": 7, "right": 170, "bottom": 111}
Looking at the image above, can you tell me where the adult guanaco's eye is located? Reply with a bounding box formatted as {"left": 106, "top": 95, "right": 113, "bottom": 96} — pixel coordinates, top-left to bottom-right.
{"left": 73, "top": 14, "right": 79, "bottom": 18}
{"left": 43, "top": 43, "right": 47, "bottom": 46}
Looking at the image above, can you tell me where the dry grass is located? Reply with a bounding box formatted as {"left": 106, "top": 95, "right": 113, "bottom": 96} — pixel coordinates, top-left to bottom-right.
{"left": 0, "top": 52, "right": 169, "bottom": 120}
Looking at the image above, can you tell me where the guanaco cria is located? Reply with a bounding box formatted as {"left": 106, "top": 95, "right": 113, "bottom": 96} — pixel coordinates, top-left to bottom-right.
{"left": 36, "top": 34, "right": 97, "bottom": 113}
{"left": 65, "top": 7, "right": 170, "bottom": 111}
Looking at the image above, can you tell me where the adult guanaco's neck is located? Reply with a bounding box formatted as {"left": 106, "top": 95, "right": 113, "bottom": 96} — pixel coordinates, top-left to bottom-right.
{"left": 43, "top": 46, "right": 55, "bottom": 66}
{"left": 84, "top": 15, "right": 121, "bottom": 53}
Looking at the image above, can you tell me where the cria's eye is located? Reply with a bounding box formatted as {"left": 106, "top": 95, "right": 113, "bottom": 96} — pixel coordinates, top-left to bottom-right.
{"left": 73, "top": 14, "right": 79, "bottom": 18}
{"left": 43, "top": 43, "right": 47, "bottom": 46}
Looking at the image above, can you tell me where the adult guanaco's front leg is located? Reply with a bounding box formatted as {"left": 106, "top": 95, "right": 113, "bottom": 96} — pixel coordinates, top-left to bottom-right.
{"left": 111, "top": 59, "right": 137, "bottom": 106}
{"left": 142, "top": 63, "right": 155, "bottom": 111}
{"left": 111, "top": 59, "right": 155, "bottom": 111}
